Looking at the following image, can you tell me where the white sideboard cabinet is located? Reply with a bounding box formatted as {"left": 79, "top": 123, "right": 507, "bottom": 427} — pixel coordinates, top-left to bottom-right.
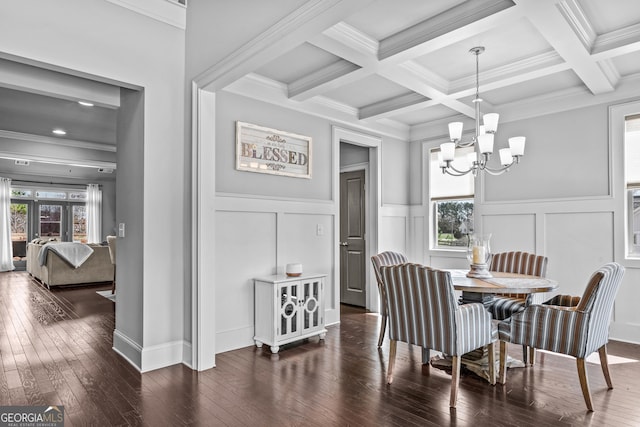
{"left": 254, "top": 273, "right": 327, "bottom": 354}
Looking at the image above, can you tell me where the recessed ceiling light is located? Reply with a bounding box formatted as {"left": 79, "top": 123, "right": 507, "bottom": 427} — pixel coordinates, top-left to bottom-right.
{"left": 52, "top": 128, "right": 67, "bottom": 135}
{"left": 78, "top": 101, "right": 94, "bottom": 107}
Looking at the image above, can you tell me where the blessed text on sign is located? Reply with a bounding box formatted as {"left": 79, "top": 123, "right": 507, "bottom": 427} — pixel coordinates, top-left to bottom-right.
{"left": 236, "top": 121, "right": 312, "bottom": 178}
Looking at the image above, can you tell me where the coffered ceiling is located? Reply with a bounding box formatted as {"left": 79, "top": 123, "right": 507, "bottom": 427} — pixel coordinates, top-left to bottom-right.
{"left": 224, "top": 0, "right": 640, "bottom": 140}
{"left": 2, "top": 0, "right": 640, "bottom": 181}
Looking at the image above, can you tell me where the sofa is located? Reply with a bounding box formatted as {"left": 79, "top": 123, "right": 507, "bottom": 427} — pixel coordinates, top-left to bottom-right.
{"left": 26, "top": 239, "right": 114, "bottom": 288}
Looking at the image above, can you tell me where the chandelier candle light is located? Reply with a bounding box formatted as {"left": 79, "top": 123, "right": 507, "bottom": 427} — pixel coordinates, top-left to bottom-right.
{"left": 439, "top": 47, "right": 526, "bottom": 176}
{"left": 466, "top": 233, "right": 492, "bottom": 279}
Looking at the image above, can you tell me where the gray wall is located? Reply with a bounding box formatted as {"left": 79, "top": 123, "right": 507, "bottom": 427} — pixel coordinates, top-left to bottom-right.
{"left": 340, "top": 143, "right": 369, "bottom": 167}
{"left": 415, "top": 100, "right": 640, "bottom": 345}
{"left": 216, "top": 91, "right": 332, "bottom": 200}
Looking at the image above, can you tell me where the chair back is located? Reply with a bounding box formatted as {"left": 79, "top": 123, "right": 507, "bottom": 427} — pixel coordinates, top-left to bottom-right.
{"left": 106, "top": 235, "right": 116, "bottom": 265}
{"left": 578, "top": 262, "right": 625, "bottom": 355}
{"left": 371, "top": 251, "right": 408, "bottom": 285}
{"left": 371, "top": 251, "right": 407, "bottom": 315}
{"left": 490, "top": 251, "right": 548, "bottom": 277}
{"left": 490, "top": 251, "right": 548, "bottom": 301}
{"left": 380, "top": 263, "right": 461, "bottom": 355}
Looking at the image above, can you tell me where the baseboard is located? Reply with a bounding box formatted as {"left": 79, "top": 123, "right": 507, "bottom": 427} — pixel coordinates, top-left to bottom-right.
{"left": 113, "top": 329, "right": 187, "bottom": 372}
{"left": 113, "top": 329, "right": 142, "bottom": 371}
{"left": 610, "top": 322, "right": 640, "bottom": 345}
{"left": 140, "top": 340, "right": 185, "bottom": 372}
{"left": 216, "top": 325, "right": 254, "bottom": 354}
{"left": 182, "top": 341, "right": 193, "bottom": 369}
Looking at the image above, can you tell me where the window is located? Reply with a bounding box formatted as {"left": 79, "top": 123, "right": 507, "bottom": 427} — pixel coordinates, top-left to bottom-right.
{"left": 430, "top": 146, "right": 475, "bottom": 248}
{"left": 626, "top": 114, "right": 640, "bottom": 256}
{"left": 9, "top": 186, "right": 92, "bottom": 243}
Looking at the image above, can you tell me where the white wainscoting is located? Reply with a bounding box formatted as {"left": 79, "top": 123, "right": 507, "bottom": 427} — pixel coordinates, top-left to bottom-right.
{"left": 415, "top": 195, "right": 639, "bottom": 344}
{"left": 379, "top": 205, "right": 410, "bottom": 257}
{"left": 477, "top": 202, "right": 637, "bottom": 344}
{"left": 214, "top": 195, "right": 336, "bottom": 354}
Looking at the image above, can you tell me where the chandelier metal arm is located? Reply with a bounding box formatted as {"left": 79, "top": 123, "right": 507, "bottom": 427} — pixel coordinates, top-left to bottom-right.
{"left": 441, "top": 163, "right": 473, "bottom": 176}
{"left": 438, "top": 46, "right": 526, "bottom": 178}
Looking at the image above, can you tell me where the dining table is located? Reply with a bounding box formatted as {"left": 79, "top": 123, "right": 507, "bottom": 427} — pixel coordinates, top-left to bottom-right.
{"left": 447, "top": 269, "right": 559, "bottom": 306}
{"left": 427, "top": 269, "right": 559, "bottom": 382}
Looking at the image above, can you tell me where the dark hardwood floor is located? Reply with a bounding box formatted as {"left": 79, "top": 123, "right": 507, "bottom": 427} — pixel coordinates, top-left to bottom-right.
{"left": 2, "top": 271, "right": 640, "bottom": 426}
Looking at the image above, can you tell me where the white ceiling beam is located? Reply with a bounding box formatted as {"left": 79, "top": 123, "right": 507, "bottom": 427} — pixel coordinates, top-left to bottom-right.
{"left": 288, "top": 60, "right": 360, "bottom": 100}
{"left": 514, "top": 0, "right": 616, "bottom": 94}
{"left": 591, "top": 22, "right": 640, "bottom": 60}
{"left": 359, "top": 93, "right": 433, "bottom": 120}
{"left": 378, "top": 0, "right": 522, "bottom": 64}
{"left": 225, "top": 73, "right": 409, "bottom": 140}
{"left": 296, "top": 23, "right": 381, "bottom": 101}
{"left": 379, "top": 65, "right": 476, "bottom": 118}
{"left": 449, "top": 51, "right": 570, "bottom": 96}
{"left": 0, "top": 129, "right": 116, "bottom": 152}
{"left": 301, "top": 1, "right": 523, "bottom": 117}
{"left": 0, "top": 59, "right": 120, "bottom": 108}
{"left": 198, "top": 0, "right": 378, "bottom": 91}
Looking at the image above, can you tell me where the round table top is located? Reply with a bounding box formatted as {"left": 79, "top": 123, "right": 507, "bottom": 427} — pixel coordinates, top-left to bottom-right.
{"left": 447, "top": 269, "right": 558, "bottom": 294}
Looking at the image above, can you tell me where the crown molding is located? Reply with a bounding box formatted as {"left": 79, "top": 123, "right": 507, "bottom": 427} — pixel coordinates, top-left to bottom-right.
{"left": 449, "top": 51, "right": 566, "bottom": 94}
{"left": 196, "top": 0, "right": 375, "bottom": 92}
{"left": 288, "top": 59, "right": 360, "bottom": 100}
{"left": 106, "top": 0, "right": 186, "bottom": 29}
{"left": 378, "top": 0, "right": 518, "bottom": 63}
{"left": 322, "top": 22, "right": 379, "bottom": 57}
{"left": 0, "top": 130, "right": 116, "bottom": 152}
{"left": 557, "top": 0, "right": 596, "bottom": 52}
{"left": 359, "top": 93, "right": 432, "bottom": 120}
{"left": 592, "top": 22, "right": 640, "bottom": 59}
{"left": 225, "top": 73, "right": 409, "bottom": 140}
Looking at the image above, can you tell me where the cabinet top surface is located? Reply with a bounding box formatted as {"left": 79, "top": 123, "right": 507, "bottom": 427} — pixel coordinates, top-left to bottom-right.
{"left": 254, "top": 273, "right": 326, "bottom": 283}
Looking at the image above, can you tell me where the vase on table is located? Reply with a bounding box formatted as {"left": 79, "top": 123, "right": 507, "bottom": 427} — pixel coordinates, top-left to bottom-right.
{"left": 466, "top": 233, "right": 493, "bottom": 279}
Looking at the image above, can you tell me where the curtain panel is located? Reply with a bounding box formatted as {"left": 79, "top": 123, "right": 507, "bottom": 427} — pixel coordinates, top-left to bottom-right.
{"left": 86, "top": 184, "right": 102, "bottom": 244}
{"left": 0, "top": 177, "right": 15, "bottom": 271}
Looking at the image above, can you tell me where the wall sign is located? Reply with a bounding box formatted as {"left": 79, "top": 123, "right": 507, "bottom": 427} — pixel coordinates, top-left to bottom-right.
{"left": 236, "top": 121, "right": 312, "bottom": 178}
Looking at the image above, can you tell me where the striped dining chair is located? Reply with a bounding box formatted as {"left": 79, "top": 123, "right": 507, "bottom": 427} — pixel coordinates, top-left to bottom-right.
{"left": 489, "top": 251, "right": 548, "bottom": 365}
{"left": 371, "top": 251, "right": 408, "bottom": 347}
{"left": 497, "top": 262, "right": 625, "bottom": 411}
{"left": 380, "top": 263, "right": 497, "bottom": 408}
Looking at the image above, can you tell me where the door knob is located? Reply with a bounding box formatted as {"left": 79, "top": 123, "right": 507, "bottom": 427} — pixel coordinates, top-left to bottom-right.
{"left": 339, "top": 242, "right": 349, "bottom": 247}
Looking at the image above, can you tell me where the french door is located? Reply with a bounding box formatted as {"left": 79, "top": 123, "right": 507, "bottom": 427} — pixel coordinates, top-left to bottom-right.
{"left": 36, "top": 202, "right": 87, "bottom": 242}
{"left": 10, "top": 200, "right": 87, "bottom": 243}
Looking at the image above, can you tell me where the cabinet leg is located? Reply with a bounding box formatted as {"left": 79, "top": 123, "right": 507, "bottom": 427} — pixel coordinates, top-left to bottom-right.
{"left": 319, "top": 332, "right": 326, "bottom": 340}
{"left": 270, "top": 346, "right": 280, "bottom": 354}
{"left": 255, "top": 340, "right": 263, "bottom": 348}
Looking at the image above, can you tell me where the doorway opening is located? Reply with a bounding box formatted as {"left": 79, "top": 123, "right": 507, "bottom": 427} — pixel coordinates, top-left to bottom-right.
{"left": 333, "top": 127, "right": 381, "bottom": 317}
{"left": 339, "top": 143, "right": 369, "bottom": 307}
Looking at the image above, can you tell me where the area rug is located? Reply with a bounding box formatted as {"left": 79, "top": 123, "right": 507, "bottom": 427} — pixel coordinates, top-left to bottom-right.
{"left": 96, "top": 290, "right": 116, "bottom": 302}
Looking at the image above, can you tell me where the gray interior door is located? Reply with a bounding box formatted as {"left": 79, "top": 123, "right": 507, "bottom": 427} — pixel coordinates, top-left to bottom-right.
{"left": 340, "top": 169, "right": 366, "bottom": 307}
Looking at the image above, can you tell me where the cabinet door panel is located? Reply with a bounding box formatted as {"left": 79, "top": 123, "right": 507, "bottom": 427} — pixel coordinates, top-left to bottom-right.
{"left": 278, "top": 282, "right": 299, "bottom": 339}
{"left": 301, "top": 278, "right": 322, "bottom": 332}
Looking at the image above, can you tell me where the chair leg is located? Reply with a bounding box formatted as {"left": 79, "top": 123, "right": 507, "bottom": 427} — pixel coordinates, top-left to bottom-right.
{"left": 387, "top": 340, "right": 397, "bottom": 384}
{"left": 529, "top": 347, "right": 536, "bottom": 366}
{"left": 577, "top": 358, "right": 594, "bottom": 412}
{"left": 421, "top": 347, "right": 430, "bottom": 365}
{"left": 111, "top": 265, "right": 116, "bottom": 294}
{"left": 522, "top": 345, "right": 536, "bottom": 366}
{"left": 487, "top": 342, "right": 496, "bottom": 385}
{"left": 598, "top": 345, "right": 613, "bottom": 389}
{"left": 499, "top": 341, "right": 508, "bottom": 384}
{"left": 450, "top": 355, "right": 461, "bottom": 408}
{"left": 377, "top": 314, "right": 387, "bottom": 347}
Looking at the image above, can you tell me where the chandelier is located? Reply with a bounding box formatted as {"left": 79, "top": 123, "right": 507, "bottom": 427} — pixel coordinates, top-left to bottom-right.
{"left": 439, "top": 47, "right": 525, "bottom": 176}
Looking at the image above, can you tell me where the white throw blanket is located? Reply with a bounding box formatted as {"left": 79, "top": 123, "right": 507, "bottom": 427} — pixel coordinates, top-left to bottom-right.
{"left": 38, "top": 242, "right": 94, "bottom": 268}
